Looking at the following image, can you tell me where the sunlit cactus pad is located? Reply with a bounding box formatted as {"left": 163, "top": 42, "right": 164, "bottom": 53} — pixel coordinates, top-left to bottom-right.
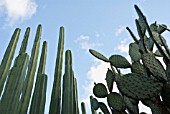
{"left": 116, "top": 73, "right": 162, "bottom": 99}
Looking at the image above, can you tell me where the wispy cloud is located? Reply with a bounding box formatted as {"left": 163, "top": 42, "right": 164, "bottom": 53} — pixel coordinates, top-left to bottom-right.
{"left": 115, "top": 26, "right": 126, "bottom": 37}
{"left": 0, "top": 0, "right": 37, "bottom": 26}
{"left": 114, "top": 38, "right": 131, "bottom": 54}
{"left": 75, "top": 35, "right": 103, "bottom": 52}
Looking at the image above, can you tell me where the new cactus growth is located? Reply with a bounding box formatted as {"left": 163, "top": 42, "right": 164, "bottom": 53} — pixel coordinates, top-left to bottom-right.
{"left": 89, "top": 5, "right": 170, "bottom": 114}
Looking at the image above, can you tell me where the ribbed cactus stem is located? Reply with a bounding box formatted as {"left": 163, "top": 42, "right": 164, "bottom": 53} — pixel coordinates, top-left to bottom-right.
{"left": 10, "top": 27, "right": 30, "bottom": 113}
{"left": 37, "top": 41, "right": 47, "bottom": 74}
{"left": 81, "top": 102, "right": 87, "bottom": 114}
{"left": 0, "top": 53, "right": 29, "bottom": 114}
{"left": 18, "top": 24, "right": 41, "bottom": 114}
{"left": 61, "top": 50, "right": 74, "bottom": 114}
{"left": 0, "top": 28, "right": 20, "bottom": 95}
{"left": 49, "top": 26, "right": 64, "bottom": 114}
{"left": 73, "top": 77, "right": 79, "bottom": 114}
{"left": 19, "top": 27, "right": 30, "bottom": 54}
{"left": 38, "top": 74, "right": 48, "bottom": 114}
{"left": 30, "top": 41, "right": 47, "bottom": 114}
{"left": 9, "top": 54, "right": 29, "bottom": 114}
{"left": 30, "top": 74, "right": 48, "bottom": 114}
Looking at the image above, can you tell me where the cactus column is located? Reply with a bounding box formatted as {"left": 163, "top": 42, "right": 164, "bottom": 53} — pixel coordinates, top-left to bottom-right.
{"left": 0, "top": 27, "right": 30, "bottom": 114}
{"left": 18, "top": 24, "right": 41, "bottom": 114}
{"left": 49, "top": 26, "right": 64, "bottom": 114}
{"left": 30, "top": 41, "right": 48, "bottom": 114}
{"left": 61, "top": 50, "right": 74, "bottom": 114}
{"left": 0, "top": 28, "right": 20, "bottom": 96}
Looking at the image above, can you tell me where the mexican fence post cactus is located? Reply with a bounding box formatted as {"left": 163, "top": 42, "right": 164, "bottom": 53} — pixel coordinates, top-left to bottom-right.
{"left": 18, "top": 24, "right": 41, "bottom": 114}
{"left": 0, "top": 28, "right": 21, "bottom": 95}
{"left": 49, "top": 26, "right": 64, "bottom": 114}
{"left": 30, "top": 41, "right": 48, "bottom": 114}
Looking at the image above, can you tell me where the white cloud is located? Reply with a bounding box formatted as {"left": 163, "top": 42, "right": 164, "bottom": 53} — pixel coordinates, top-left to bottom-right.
{"left": 0, "top": 0, "right": 37, "bottom": 25}
{"left": 75, "top": 35, "right": 103, "bottom": 52}
{"left": 114, "top": 38, "right": 131, "bottom": 54}
{"left": 80, "top": 60, "right": 110, "bottom": 113}
{"left": 115, "top": 26, "right": 126, "bottom": 37}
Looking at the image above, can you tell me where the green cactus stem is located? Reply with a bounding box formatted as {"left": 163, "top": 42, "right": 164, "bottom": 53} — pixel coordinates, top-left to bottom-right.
{"left": 18, "top": 24, "right": 41, "bottom": 114}
{"left": 30, "top": 41, "right": 47, "bottom": 114}
{"left": 81, "top": 102, "right": 87, "bottom": 114}
{"left": 0, "top": 28, "right": 20, "bottom": 95}
{"left": 0, "top": 53, "right": 29, "bottom": 114}
{"left": 9, "top": 28, "right": 30, "bottom": 113}
{"left": 73, "top": 77, "right": 79, "bottom": 114}
{"left": 30, "top": 74, "right": 47, "bottom": 114}
{"left": 49, "top": 26, "right": 64, "bottom": 114}
{"left": 61, "top": 50, "right": 74, "bottom": 114}
{"left": 19, "top": 27, "right": 30, "bottom": 54}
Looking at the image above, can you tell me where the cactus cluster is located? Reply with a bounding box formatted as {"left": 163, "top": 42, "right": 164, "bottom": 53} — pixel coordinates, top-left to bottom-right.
{"left": 88, "top": 5, "right": 170, "bottom": 114}
{"left": 0, "top": 25, "right": 80, "bottom": 114}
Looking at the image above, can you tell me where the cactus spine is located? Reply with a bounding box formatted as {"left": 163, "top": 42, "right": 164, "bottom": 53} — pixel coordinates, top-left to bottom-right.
{"left": 49, "top": 26, "right": 64, "bottom": 114}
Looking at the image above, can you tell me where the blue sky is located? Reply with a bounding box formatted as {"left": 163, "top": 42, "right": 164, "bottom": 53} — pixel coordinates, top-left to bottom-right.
{"left": 1, "top": 0, "right": 170, "bottom": 114}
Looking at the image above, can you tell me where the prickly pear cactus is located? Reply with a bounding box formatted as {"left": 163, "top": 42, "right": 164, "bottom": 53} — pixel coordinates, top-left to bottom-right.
{"left": 116, "top": 73, "right": 162, "bottom": 100}
{"left": 129, "top": 43, "right": 141, "bottom": 62}
{"left": 142, "top": 53, "right": 167, "bottom": 83}
{"left": 93, "top": 83, "right": 108, "bottom": 98}
{"left": 107, "top": 92, "right": 124, "bottom": 111}
{"left": 89, "top": 5, "right": 170, "bottom": 114}
{"left": 109, "top": 55, "right": 131, "bottom": 68}
{"left": 105, "top": 69, "right": 115, "bottom": 93}
{"left": 131, "top": 61, "right": 147, "bottom": 76}
{"left": 91, "top": 98, "right": 99, "bottom": 110}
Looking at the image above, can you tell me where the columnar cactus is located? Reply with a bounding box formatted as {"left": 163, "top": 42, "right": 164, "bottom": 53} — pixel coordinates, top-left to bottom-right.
{"left": 0, "top": 27, "right": 29, "bottom": 114}
{"left": 0, "top": 28, "right": 20, "bottom": 95}
{"left": 0, "top": 24, "right": 80, "bottom": 114}
{"left": 89, "top": 5, "right": 170, "bottom": 114}
{"left": 18, "top": 24, "right": 41, "bottom": 114}
{"left": 61, "top": 50, "right": 75, "bottom": 114}
{"left": 30, "top": 41, "right": 48, "bottom": 114}
{"left": 81, "top": 102, "right": 87, "bottom": 114}
{"left": 49, "top": 26, "right": 64, "bottom": 114}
